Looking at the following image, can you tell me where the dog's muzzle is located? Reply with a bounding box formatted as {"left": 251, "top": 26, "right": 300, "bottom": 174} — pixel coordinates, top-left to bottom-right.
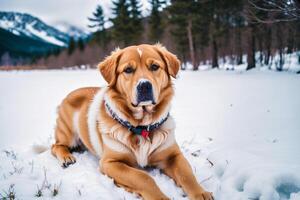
{"left": 135, "top": 80, "right": 155, "bottom": 106}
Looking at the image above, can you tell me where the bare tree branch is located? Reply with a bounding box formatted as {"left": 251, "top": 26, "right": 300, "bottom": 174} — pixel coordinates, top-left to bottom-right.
{"left": 246, "top": 0, "right": 300, "bottom": 24}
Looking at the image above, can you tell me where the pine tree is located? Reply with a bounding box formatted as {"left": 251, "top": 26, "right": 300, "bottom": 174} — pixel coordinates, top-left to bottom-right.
{"left": 246, "top": 24, "right": 256, "bottom": 70}
{"left": 201, "top": 0, "right": 239, "bottom": 68}
{"left": 129, "top": 0, "right": 143, "bottom": 43}
{"left": 244, "top": 0, "right": 260, "bottom": 70}
{"left": 192, "top": 1, "right": 211, "bottom": 67}
{"left": 68, "top": 37, "right": 76, "bottom": 55}
{"left": 234, "top": 8, "right": 245, "bottom": 65}
{"left": 77, "top": 38, "right": 85, "bottom": 51}
{"left": 206, "top": 0, "right": 223, "bottom": 68}
{"left": 88, "top": 5, "right": 106, "bottom": 32}
{"left": 53, "top": 47, "right": 61, "bottom": 56}
{"left": 111, "top": 0, "right": 132, "bottom": 46}
{"left": 295, "top": 20, "right": 300, "bottom": 64}
{"left": 110, "top": 0, "right": 144, "bottom": 46}
{"left": 168, "top": 0, "right": 197, "bottom": 69}
{"left": 148, "top": 0, "right": 166, "bottom": 42}
{"left": 88, "top": 4, "right": 109, "bottom": 47}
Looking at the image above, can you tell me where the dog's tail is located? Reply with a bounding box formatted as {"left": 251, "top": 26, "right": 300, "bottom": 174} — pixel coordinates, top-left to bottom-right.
{"left": 32, "top": 144, "right": 50, "bottom": 154}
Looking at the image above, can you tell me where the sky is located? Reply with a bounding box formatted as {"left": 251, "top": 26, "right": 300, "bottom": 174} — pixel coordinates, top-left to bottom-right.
{"left": 0, "top": 0, "right": 151, "bottom": 32}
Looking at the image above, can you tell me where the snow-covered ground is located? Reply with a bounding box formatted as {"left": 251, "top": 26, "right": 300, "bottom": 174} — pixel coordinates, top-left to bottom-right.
{"left": 183, "top": 52, "right": 300, "bottom": 73}
{"left": 0, "top": 69, "right": 299, "bottom": 200}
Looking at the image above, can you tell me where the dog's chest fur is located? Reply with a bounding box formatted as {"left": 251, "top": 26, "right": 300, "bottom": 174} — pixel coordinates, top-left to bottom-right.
{"left": 100, "top": 119, "right": 175, "bottom": 167}
{"left": 87, "top": 88, "right": 175, "bottom": 167}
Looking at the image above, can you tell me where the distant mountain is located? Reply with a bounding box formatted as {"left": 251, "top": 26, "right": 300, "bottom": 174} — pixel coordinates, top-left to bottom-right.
{"left": 54, "top": 22, "right": 90, "bottom": 40}
{"left": 0, "top": 12, "right": 70, "bottom": 47}
{"left": 0, "top": 11, "right": 72, "bottom": 64}
{"left": 0, "top": 27, "right": 59, "bottom": 59}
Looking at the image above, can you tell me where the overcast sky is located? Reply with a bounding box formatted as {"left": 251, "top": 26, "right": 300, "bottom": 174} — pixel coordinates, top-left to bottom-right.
{"left": 0, "top": 0, "right": 150, "bottom": 32}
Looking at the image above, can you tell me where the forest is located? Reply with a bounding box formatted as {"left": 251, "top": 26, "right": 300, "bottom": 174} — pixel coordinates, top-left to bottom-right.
{"left": 35, "top": 0, "right": 300, "bottom": 71}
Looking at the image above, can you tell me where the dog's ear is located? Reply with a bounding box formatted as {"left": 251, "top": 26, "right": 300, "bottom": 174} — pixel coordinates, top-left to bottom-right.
{"left": 154, "top": 44, "right": 180, "bottom": 78}
{"left": 98, "top": 48, "right": 122, "bottom": 86}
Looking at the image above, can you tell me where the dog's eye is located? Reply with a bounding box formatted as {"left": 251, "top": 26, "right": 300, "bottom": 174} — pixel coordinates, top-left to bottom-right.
{"left": 150, "top": 64, "right": 159, "bottom": 71}
{"left": 124, "top": 66, "right": 134, "bottom": 74}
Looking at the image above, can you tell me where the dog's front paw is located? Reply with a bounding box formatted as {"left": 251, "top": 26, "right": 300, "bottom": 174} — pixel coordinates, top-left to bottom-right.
{"left": 193, "top": 191, "right": 214, "bottom": 200}
{"left": 60, "top": 155, "right": 76, "bottom": 168}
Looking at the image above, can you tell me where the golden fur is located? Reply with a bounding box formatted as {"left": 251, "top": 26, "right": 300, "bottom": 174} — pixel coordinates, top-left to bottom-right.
{"left": 51, "top": 44, "right": 213, "bottom": 200}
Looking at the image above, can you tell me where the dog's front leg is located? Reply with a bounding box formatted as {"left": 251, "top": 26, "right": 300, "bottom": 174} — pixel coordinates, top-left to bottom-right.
{"left": 100, "top": 159, "right": 169, "bottom": 200}
{"left": 159, "top": 145, "right": 213, "bottom": 200}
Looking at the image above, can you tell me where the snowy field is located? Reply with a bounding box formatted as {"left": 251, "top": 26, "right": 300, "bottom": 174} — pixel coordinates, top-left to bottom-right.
{"left": 0, "top": 69, "right": 300, "bottom": 200}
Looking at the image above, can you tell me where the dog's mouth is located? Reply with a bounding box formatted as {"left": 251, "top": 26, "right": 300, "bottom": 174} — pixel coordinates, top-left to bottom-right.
{"left": 131, "top": 100, "right": 156, "bottom": 108}
{"left": 130, "top": 102, "right": 155, "bottom": 115}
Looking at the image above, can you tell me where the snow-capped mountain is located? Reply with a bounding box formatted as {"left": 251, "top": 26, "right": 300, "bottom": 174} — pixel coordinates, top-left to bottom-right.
{"left": 54, "top": 21, "right": 90, "bottom": 40}
{"left": 0, "top": 11, "right": 69, "bottom": 46}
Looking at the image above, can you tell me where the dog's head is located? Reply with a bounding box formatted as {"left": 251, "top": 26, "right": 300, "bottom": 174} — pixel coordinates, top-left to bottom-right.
{"left": 98, "top": 44, "right": 180, "bottom": 120}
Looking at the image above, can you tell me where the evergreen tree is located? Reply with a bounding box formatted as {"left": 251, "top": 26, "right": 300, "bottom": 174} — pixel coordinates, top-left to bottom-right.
{"left": 88, "top": 5, "right": 106, "bottom": 32}
{"left": 148, "top": 0, "right": 166, "bottom": 42}
{"left": 233, "top": 7, "right": 245, "bottom": 65}
{"left": 246, "top": 24, "right": 256, "bottom": 70}
{"left": 77, "top": 38, "right": 85, "bottom": 51}
{"left": 88, "top": 4, "right": 108, "bottom": 47}
{"left": 286, "top": 24, "right": 294, "bottom": 54}
{"left": 168, "top": 0, "right": 245, "bottom": 69}
{"left": 129, "top": 0, "right": 143, "bottom": 43}
{"left": 53, "top": 47, "right": 61, "bottom": 56}
{"left": 295, "top": 20, "right": 300, "bottom": 64}
{"left": 168, "top": 0, "right": 197, "bottom": 69}
{"left": 244, "top": 0, "right": 263, "bottom": 70}
{"left": 111, "top": 0, "right": 132, "bottom": 46}
{"left": 110, "top": 0, "right": 144, "bottom": 46}
{"left": 68, "top": 37, "right": 76, "bottom": 55}
{"left": 192, "top": 1, "right": 211, "bottom": 66}
{"left": 205, "top": 0, "right": 227, "bottom": 68}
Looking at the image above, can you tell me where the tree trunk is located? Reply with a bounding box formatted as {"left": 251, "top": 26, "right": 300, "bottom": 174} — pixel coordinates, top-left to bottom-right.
{"left": 246, "top": 25, "right": 256, "bottom": 70}
{"left": 276, "top": 24, "right": 284, "bottom": 71}
{"left": 278, "top": 48, "right": 284, "bottom": 71}
{"left": 236, "top": 27, "right": 243, "bottom": 65}
{"left": 212, "top": 37, "right": 218, "bottom": 68}
{"left": 211, "top": 13, "right": 219, "bottom": 69}
{"left": 287, "top": 25, "right": 294, "bottom": 54}
{"left": 264, "top": 48, "right": 271, "bottom": 66}
{"left": 257, "top": 29, "right": 263, "bottom": 65}
{"left": 264, "top": 26, "right": 271, "bottom": 66}
{"left": 187, "top": 18, "right": 196, "bottom": 70}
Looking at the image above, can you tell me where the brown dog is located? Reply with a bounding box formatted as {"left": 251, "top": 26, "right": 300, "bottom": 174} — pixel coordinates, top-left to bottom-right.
{"left": 51, "top": 44, "right": 213, "bottom": 200}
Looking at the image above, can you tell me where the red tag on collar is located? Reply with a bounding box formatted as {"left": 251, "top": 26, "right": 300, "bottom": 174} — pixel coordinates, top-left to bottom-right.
{"left": 141, "top": 129, "right": 149, "bottom": 139}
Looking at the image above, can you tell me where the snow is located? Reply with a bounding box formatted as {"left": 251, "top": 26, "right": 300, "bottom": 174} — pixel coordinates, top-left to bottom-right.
{"left": 26, "top": 23, "right": 66, "bottom": 46}
{"left": 0, "top": 69, "right": 300, "bottom": 200}
{"left": 186, "top": 52, "right": 300, "bottom": 73}
{"left": 53, "top": 21, "right": 89, "bottom": 40}
{"left": 0, "top": 14, "right": 21, "bottom": 36}
{"left": 0, "top": 20, "right": 16, "bottom": 31}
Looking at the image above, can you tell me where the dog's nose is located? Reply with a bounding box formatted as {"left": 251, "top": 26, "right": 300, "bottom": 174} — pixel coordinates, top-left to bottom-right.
{"left": 136, "top": 80, "right": 154, "bottom": 105}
